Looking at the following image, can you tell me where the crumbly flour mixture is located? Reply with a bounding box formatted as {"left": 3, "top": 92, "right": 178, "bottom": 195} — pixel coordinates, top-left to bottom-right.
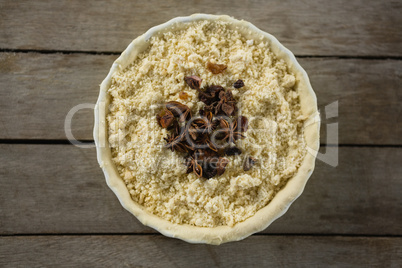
{"left": 107, "top": 20, "right": 306, "bottom": 227}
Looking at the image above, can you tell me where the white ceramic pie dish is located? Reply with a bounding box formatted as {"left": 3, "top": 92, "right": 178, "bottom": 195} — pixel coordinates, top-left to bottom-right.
{"left": 94, "top": 14, "right": 320, "bottom": 245}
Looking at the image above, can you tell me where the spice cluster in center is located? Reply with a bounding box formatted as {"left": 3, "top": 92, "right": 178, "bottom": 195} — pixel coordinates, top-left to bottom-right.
{"left": 157, "top": 75, "right": 255, "bottom": 179}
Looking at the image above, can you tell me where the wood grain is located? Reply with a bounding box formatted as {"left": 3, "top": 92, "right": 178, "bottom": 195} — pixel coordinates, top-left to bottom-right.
{"left": 0, "top": 53, "right": 401, "bottom": 144}
{"left": 0, "top": 1, "right": 400, "bottom": 265}
{"left": 0, "top": 0, "right": 401, "bottom": 56}
{"left": 0, "top": 144, "right": 401, "bottom": 235}
{"left": 0, "top": 235, "right": 401, "bottom": 267}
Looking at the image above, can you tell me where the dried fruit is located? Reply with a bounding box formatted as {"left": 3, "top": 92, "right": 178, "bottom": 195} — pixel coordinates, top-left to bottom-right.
{"left": 179, "top": 91, "right": 189, "bottom": 100}
{"left": 156, "top": 109, "right": 174, "bottom": 128}
{"left": 207, "top": 85, "right": 225, "bottom": 97}
{"left": 202, "top": 162, "right": 218, "bottom": 179}
{"left": 225, "top": 146, "right": 242, "bottom": 156}
{"left": 198, "top": 85, "right": 224, "bottom": 105}
{"left": 236, "top": 116, "right": 249, "bottom": 133}
{"left": 207, "top": 61, "right": 227, "bottom": 74}
{"left": 243, "top": 156, "right": 257, "bottom": 171}
{"left": 215, "top": 89, "right": 236, "bottom": 116}
{"left": 221, "top": 102, "right": 235, "bottom": 116}
{"left": 184, "top": 75, "right": 202, "bottom": 90}
{"left": 233, "top": 79, "right": 245, "bottom": 88}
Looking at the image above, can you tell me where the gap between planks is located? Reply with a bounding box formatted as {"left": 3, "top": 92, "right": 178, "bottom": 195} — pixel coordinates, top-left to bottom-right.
{"left": 1, "top": 233, "right": 402, "bottom": 238}
{"left": 0, "top": 139, "right": 401, "bottom": 148}
{"left": 1, "top": 48, "right": 402, "bottom": 60}
{"left": 1, "top": 0, "right": 401, "bottom": 56}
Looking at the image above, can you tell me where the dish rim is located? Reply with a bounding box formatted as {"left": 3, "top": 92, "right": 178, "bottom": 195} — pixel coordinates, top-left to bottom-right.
{"left": 94, "top": 13, "right": 320, "bottom": 245}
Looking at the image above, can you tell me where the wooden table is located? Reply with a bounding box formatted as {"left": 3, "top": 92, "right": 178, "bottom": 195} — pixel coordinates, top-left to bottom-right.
{"left": 1, "top": 0, "right": 401, "bottom": 266}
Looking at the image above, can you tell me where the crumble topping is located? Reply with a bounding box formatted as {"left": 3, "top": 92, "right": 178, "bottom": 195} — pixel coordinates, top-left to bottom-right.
{"left": 107, "top": 20, "right": 306, "bottom": 227}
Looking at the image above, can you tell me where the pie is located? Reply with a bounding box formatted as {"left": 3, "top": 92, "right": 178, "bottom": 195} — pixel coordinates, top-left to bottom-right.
{"left": 94, "top": 14, "right": 320, "bottom": 244}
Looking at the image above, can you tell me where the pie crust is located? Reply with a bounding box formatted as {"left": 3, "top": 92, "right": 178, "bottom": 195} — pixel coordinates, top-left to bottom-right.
{"left": 94, "top": 14, "right": 320, "bottom": 245}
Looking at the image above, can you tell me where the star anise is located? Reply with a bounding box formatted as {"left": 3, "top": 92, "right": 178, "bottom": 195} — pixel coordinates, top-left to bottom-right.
{"left": 185, "top": 109, "right": 218, "bottom": 150}
{"left": 194, "top": 150, "right": 229, "bottom": 179}
{"left": 207, "top": 61, "right": 227, "bottom": 74}
{"left": 243, "top": 156, "right": 257, "bottom": 171}
{"left": 218, "top": 117, "right": 247, "bottom": 144}
{"left": 206, "top": 138, "right": 218, "bottom": 152}
{"left": 199, "top": 109, "right": 219, "bottom": 134}
{"left": 156, "top": 109, "right": 174, "bottom": 128}
{"left": 194, "top": 148, "right": 219, "bottom": 160}
{"left": 196, "top": 150, "right": 220, "bottom": 179}
{"left": 164, "top": 133, "right": 191, "bottom": 153}
{"left": 187, "top": 129, "right": 217, "bottom": 152}
{"left": 186, "top": 149, "right": 229, "bottom": 179}
{"left": 187, "top": 123, "right": 200, "bottom": 141}
{"left": 191, "top": 118, "right": 209, "bottom": 135}
{"left": 186, "top": 149, "right": 219, "bottom": 178}
{"left": 167, "top": 119, "right": 181, "bottom": 136}
{"left": 203, "top": 102, "right": 218, "bottom": 114}
{"left": 166, "top": 101, "right": 191, "bottom": 123}
{"left": 185, "top": 155, "right": 203, "bottom": 177}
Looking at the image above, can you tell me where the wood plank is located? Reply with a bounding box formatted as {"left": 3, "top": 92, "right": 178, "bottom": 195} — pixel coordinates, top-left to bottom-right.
{"left": 0, "top": 235, "right": 401, "bottom": 267}
{"left": 0, "top": 0, "right": 401, "bottom": 56}
{"left": 0, "top": 145, "right": 401, "bottom": 235}
{"left": 0, "top": 52, "right": 114, "bottom": 141}
{"left": 0, "top": 53, "right": 401, "bottom": 144}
